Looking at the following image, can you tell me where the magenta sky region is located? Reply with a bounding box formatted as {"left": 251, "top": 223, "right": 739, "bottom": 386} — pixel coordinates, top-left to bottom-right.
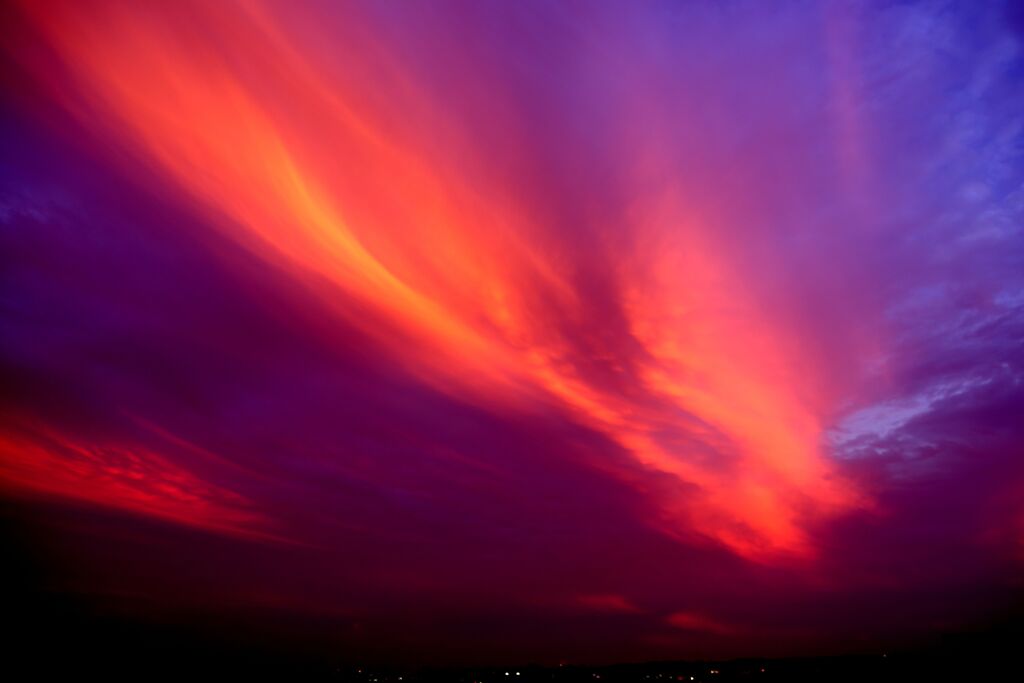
{"left": 1, "top": 0, "right": 1023, "bottom": 665}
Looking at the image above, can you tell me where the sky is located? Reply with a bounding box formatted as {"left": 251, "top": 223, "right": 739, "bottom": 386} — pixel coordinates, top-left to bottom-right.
{"left": 1, "top": 0, "right": 1023, "bottom": 667}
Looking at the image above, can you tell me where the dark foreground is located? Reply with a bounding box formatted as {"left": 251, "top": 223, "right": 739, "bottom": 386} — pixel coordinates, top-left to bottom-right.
{"left": 7, "top": 505, "right": 1021, "bottom": 681}
{"left": 7, "top": 600, "right": 1021, "bottom": 682}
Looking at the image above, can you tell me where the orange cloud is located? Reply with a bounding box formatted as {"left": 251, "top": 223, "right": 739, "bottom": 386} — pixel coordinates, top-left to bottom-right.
{"left": 6, "top": 0, "right": 866, "bottom": 561}
{"left": 0, "top": 423, "right": 271, "bottom": 540}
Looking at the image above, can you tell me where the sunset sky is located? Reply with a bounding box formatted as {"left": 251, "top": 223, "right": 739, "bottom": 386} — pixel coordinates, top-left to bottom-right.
{"left": 2, "top": 0, "right": 1023, "bottom": 666}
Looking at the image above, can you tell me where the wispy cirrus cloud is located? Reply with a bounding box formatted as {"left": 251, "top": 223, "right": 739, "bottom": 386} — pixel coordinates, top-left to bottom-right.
{"left": 1, "top": 0, "right": 1022, "bottom": 664}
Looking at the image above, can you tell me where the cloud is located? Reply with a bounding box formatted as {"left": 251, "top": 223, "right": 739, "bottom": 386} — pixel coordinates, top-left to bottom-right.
{"left": 576, "top": 594, "right": 642, "bottom": 614}
{"left": 0, "top": 0, "right": 1022, "bottom": 664}
{"left": 666, "top": 611, "right": 737, "bottom": 636}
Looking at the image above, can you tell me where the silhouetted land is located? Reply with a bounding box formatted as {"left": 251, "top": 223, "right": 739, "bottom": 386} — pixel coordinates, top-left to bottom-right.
{"left": 5, "top": 507, "right": 1021, "bottom": 681}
